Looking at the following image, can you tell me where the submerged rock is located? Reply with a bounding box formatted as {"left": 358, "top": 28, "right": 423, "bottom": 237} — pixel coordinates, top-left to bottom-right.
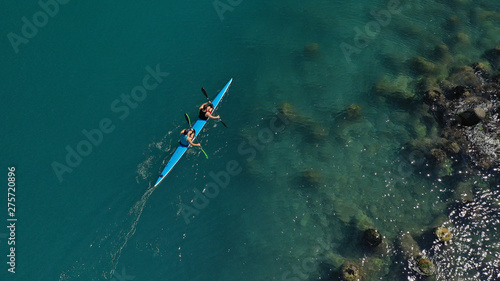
{"left": 309, "top": 124, "right": 329, "bottom": 140}
{"left": 430, "top": 215, "right": 449, "bottom": 229}
{"left": 431, "top": 148, "right": 447, "bottom": 163}
{"left": 410, "top": 137, "right": 449, "bottom": 155}
{"left": 444, "top": 16, "right": 460, "bottom": 31}
{"left": 474, "top": 8, "right": 500, "bottom": 23}
{"left": 361, "top": 256, "right": 391, "bottom": 279}
{"left": 453, "top": 181, "right": 474, "bottom": 202}
{"left": 398, "top": 232, "right": 421, "bottom": 260}
{"left": 454, "top": 32, "right": 470, "bottom": 45}
{"left": 375, "top": 45, "right": 500, "bottom": 173}
{"left": 420, "top": 78, "right": 445, "bottom": 104}
{"left": 279, "top": 103, "right": 297, "bottom": 118}
{"left": 278, "top": 102, "right": 311, "bottom": 125}
{"left": 346, "top": 104, "right": 361, "bottom": 119}
{"left": 416, "top": 257, "right": 436, "bottom": 276}
{"left": 341, "top": 261, "right": 362, "bottom": 281}
{"left": 444, "top": 141, "right": 461, "bottom": 154}
{"left": 333, "top": 199, "right": 361, "bottom": 225}
{"left": 472, "top": 61, "right": 493, "bottom": 78}
{"left": 303, "top": 42, "right": 320, "bottom": 58}
{"left": 379, "top": 53, "right": 406, "bottom": 73}
{"left": 449, "top": 66, "right": 482, "bottom": 88}
{"left": 435, "top": 227, "right": 452, "bottom": 242}
{"left": 375, "top": 75, "right": 416, "bottom": 101}
{"left": 301, "top": 170, "right": 323, "bottom": 187}
{"left": 484, "top": 46, "right": 500, "bottom": 70}
{"left": 409, "top": 56, "right": 438, "bottom": 76}
{"left": 439, "top": 79, "right": 454, "bottom": 94}
{"left": 354, "top": 210, "right": 375, "bottom": 231}
{"left": 432, "top": 44, "right": 453, "bottom": 65}
{"left": 412, "top": 119, "right": 427, "bottom": 138}
{"left": 324, "top": 251, "right": 345, "bottom": 270}
{"left": 424, "top": 88, "right": 443, "bottom": 104}
{"left": 437, "top": 158, "right": 453, "bottom": 177}
{"left": 363, "top": 229, "right": 383, "bottom": 247}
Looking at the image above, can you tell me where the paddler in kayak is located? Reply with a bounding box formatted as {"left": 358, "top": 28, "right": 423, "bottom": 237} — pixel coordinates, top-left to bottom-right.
{"left": 199, "top": 101, "right": 220, "bottom": 121}
{"left": 180, "top": 128, "right": 201, "bottom": 147}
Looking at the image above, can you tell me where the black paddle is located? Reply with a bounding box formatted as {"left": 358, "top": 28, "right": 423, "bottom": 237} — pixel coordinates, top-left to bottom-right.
{"left": 201, "top": 87, "right": 227, "bottom": 128}
{"left": 184, "top": 113, "right": 208, "bottom": 159}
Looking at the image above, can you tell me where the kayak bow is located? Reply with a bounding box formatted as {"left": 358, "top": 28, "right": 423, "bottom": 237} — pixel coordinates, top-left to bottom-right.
{"left": 154, "top": 78, "right": 233, "bottom": 187}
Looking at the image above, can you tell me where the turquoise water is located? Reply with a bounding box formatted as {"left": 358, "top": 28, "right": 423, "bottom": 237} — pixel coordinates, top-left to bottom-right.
{"left": 2, "top": 0, "right": 500, "bottom": 280}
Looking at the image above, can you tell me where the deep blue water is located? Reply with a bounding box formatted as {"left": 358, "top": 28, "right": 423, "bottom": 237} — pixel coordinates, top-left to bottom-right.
{"left": 1, "top": 0, "right": 500, "bottom": 280}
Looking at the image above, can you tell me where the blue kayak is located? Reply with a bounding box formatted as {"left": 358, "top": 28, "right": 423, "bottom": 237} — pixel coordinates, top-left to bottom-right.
{"left": 154, "top": 78, "right": 233, "bottom": 187}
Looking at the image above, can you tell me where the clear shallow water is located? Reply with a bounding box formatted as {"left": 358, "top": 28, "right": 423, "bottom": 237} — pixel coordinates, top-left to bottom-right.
{"left": 1, "top": 0, "right": 500, "bottom": 280}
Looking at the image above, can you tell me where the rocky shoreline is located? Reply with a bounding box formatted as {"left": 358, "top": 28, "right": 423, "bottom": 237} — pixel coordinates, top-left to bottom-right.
{"left": 376, "top": 45, "right": 500, "bottom": 172}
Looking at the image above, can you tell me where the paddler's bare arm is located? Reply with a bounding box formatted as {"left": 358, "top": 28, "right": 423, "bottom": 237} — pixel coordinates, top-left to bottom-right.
{"left": 207, "top": 112, "right": 220, "bottom": 119}
{"left": 187, "top": 137, "right": 201, "bottom": 147}
{"left": 199, "top": 101, "right": 211, "bottom": 110}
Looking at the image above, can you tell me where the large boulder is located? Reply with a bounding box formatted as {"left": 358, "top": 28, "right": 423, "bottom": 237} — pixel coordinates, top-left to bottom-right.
{"left": 484, "top": 45, "right": 500, "bottom": 70}
{"left": 449, "top": 66, "right": 482, "bottom": 88}
{"left": 458, "top": 107, "right": 486, "bottom": 126}
{"left": 472, "top": 61, "right": 493, "bottom": 78}
{"left": 447, "top": 85, "right": 471, "bottom": 100}
{"left": 435, "top": 227, "right": 452, "bottom": 242}
{"left": 363, "top": 229, "right": 383, "bottom": 247}
{"left": 416, "top": 257, "right": 436, "bottom": 276}
{"left": 419, "top": 77, "right": 445, "bottom": 104}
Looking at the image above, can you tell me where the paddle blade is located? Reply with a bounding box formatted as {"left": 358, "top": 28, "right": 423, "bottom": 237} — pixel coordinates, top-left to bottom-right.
{"left": 220, "top": 119, "right": 228, "bottom": 128}
{"left": 201, "top": 87, "right": 209, "bottom": 99}
{"left": 200, "top": 147, "right": 208, "bottom": 159}
{"left": 184, "top": 113, "right": 192, "bottom": 127}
